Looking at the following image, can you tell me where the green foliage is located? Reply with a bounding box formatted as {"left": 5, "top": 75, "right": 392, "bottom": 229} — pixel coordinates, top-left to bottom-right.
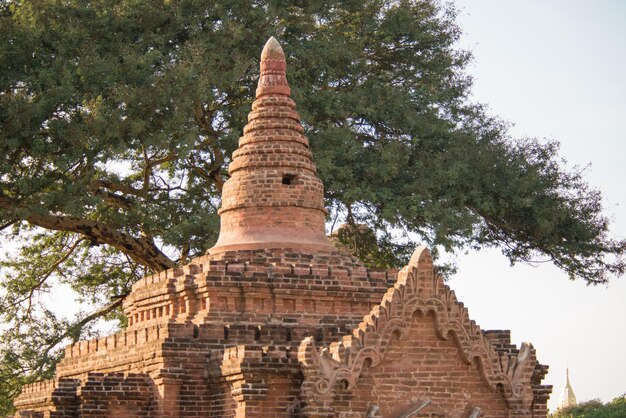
{"left": 0, "top": 230, "right": 135, "bottom": 415}
{"left": 551, "top": 396, "right": 626, "bottom": 418}
{"left": 330, "top": 223, "right": 413, "bottom": 269}
{"left": 0, "top": 0, "right": 624, "bottom": 413}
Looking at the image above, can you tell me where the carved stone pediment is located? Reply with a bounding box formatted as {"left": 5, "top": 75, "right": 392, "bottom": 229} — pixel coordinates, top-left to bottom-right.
{"left": 298, "top": 246, "right": 538, "bottom": 417}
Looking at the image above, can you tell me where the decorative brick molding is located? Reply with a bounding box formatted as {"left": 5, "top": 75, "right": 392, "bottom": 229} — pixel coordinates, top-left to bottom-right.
{"left": 299, "top": 246, "right": 541, "bottom": 417}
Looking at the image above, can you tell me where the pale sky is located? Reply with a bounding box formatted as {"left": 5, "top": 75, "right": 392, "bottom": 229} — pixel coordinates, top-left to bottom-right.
{"left": 449, "top": 0, "right": 626, "bottom": 411}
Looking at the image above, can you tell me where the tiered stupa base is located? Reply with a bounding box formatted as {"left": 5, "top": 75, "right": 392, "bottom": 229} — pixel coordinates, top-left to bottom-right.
{"left": 15, "top": 248, "right": 551, "bottom": 417}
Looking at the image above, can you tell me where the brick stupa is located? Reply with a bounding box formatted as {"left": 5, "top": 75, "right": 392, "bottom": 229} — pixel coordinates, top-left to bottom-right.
{"left": 211, "top": 37, "right": 332, "bottom": 254}
{"left": 14, "top": 37, "right": 552, "bottom": 418}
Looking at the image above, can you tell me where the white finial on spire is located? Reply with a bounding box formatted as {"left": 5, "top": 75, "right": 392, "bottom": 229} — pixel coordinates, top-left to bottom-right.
{"left": 261, "top": 36, "right": 285, "bottom": 61}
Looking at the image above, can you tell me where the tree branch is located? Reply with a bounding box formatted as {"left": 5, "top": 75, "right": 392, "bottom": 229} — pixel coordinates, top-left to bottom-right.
{"left": 0, "top": 195, "right": 175, "bottom": 271}
{"left": 193, "top": 99, "right": 225, "bottom": 192}
{"left": 92, "top": 189, "right": 134, "bottom": 210}
{"left": 91, "top": 180, "right": 146, "bottom": 198}
{"left": 28, "top": 214, "right": 175, "bottom": 271}
{"left": 146, "top": 152, "right": 178, "bottom": 170}
{"left": 21, "top": 238, "right": 86, "bottom": 317}
{"left": 40, "top": 298, "right": 124, "bottom": 363}
{"left": 0, "top": 219, "right": 17, "bottom": 232}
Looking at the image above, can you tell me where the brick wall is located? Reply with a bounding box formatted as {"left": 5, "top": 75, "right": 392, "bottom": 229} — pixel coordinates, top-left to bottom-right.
{"left": 339, "top": 311, "right": 509, "bottom": 417}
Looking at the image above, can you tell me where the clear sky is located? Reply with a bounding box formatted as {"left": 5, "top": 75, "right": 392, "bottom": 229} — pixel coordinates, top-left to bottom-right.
{"left": 449, "top": 0, "right": 626, "bottom": 411}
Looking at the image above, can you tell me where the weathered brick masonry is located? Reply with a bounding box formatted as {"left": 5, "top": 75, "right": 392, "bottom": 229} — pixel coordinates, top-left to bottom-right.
{"left": 14, "top": 37, "right": 552, "bottom": 417}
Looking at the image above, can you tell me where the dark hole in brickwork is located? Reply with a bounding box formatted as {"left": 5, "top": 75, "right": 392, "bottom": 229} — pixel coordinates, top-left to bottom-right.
{"left": 224, "top": 326, "right": 229, "bottom": 340}
{"left": 282, "top": 173, "right": 296, "bottom": 185}
{"left": 340, "top": 379, "right": 349, "bottom": 390}
{"left": 255, "top": 326, "right": 261, "bottom": 341}
{"left": 193, "top": 325, "right": 199, "bottom": 338}
{"left": 286, "top": 328, "right": 292, "bottom": 342}
{"left": 314, "top": 328, "right": 323, "bottom": 342}
{"left": 289, "top": 399, "right": 304, "bottom": 417}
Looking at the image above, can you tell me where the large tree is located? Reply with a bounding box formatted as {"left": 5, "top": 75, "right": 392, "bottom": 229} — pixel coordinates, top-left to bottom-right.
{"left": 0, "top": 0, "right": 624, "bottom": 414}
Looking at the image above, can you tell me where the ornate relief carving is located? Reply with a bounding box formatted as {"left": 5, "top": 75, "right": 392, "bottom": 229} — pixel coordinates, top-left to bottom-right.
{"left": 397, "top": 399, "right": 435, "bottom": 418}
{"left": 366, "top": 404, "right": 383, "bottom": 418}
{"left": 466, "top": 406, "right": 482, "bottom": 418}
{"left": 298, "top": 246, "right": 536, "bottom": 416}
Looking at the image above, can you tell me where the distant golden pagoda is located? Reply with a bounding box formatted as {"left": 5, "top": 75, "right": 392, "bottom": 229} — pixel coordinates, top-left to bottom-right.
{"left": 558, "top": 368, "right": 577, "bottom": 409}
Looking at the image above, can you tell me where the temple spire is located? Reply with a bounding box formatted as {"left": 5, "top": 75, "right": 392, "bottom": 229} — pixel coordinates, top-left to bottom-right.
{"left": 256, "top": 36, "right": 290, "bottom": 98}
{"left": 209, "top": 37, "right": 332, "bottom": 254}
{"left": 557, "top": 368, "right": 577, "bottom": 410}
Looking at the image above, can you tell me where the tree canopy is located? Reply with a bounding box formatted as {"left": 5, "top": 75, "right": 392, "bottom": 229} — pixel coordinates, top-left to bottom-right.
{"left": 1, "top": 0, "right": 624, "bottom": 414}
{"left": 551, "top": 396, "right": 626, "bottom": 418}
